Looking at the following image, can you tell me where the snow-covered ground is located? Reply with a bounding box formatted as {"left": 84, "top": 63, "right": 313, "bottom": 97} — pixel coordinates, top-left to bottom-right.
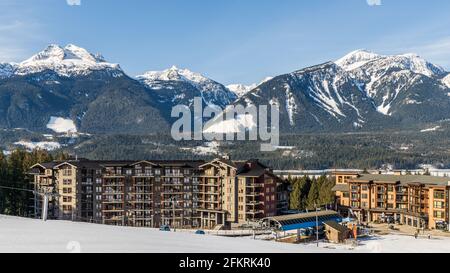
{"left": 420, "top": 126, "right": 441, "bottom": 133}
{"left": 14, "top": 140, "right": 61, "bottom": 151}
{"left": 47, "top": 116, "right": 77, "bottom": 134}
{"left": 180, "top": 141, "right": 221, "bottom": 156}
{"left": 1, "top": 215, "right": 450, "bottom": 253}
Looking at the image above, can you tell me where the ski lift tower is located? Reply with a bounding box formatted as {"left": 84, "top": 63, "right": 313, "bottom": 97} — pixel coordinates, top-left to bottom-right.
{"left": 0, "top": 186, "right": 58, "bottom": 221}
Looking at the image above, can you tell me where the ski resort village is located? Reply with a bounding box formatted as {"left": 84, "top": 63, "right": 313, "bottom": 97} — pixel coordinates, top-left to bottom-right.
{"left": 3, "top": 156, "right": 450, "bottom": 253}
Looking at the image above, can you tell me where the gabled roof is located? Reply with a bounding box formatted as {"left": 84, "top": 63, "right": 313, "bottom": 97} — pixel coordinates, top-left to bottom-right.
{"left": 129, "top": 160, "right": 159, "bottom": 167}
{"left": 53, "top": 161, "right": 79, "bottom": 169}
{"left": 236, "top": 160, "right": 273, "bottom": 178}
{"left": 200, "top": 158, "right": 237, "bottom": 169}
{"left": 30, "top": 162, "right": 56, "bottom": 169}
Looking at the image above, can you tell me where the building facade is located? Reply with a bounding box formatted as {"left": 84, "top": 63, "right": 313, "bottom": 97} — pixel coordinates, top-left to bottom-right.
{"left": 333, "top": 172, "right": 450, "bottom": 230}
{"left": 30, "top": 158, "right": 288, "bottom": 229}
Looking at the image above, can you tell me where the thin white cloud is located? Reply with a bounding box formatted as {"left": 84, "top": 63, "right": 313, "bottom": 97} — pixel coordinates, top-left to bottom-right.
{"left": 367, "top": 0, "right": 382, "bottom": 6}
{"left": 404, "top": 37, "right": 450, "bottom": 69}
{"left": 0, "top": 2, "right": 47, "bottom": 62}
{"left": 66, "top": 0, "right": 81, "bottom": 6}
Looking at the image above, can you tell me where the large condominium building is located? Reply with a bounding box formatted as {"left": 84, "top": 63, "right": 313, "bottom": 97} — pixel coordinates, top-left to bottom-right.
{"left": 30, "top": 158, "right": 288, "bottom": 229}
{"left": 333, "top": 172, "right": 450, "bottom": 230}
{"left": 198, "top": 159, "right": 283, "bottom": 229}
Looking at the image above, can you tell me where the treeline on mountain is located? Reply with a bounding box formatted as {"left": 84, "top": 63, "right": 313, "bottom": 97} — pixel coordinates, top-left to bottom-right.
{"left": 62, "top": 127, "right": 450, "bottom": 170}
{"left": 288, "top": 175, "right": 335, "bottom": 211}
{"left": 0, "top": 149, "right": 68, "bottom": 217}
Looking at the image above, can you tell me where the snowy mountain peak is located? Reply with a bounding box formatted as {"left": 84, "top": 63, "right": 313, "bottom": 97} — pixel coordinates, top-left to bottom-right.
{"left": 227, "top": 76, "right": 274, "bottom": 97}
{"left": 227, "top": 83, "right": 257, "bottom": 97}
{"left": 393, "top": 53, "right": 446, "bottom": 78}
{"left": 23, "top": 44, "right": 108, "bottom": 65}
{"left": 443, "top": 74, "right": 450, "bottom": 88}
{"left": 137, "top": 67, "right": 237, "bottom": 108}
{"left": 1, "top": 44, "right": 123, "bottom": 78}
{"left": 335, "top": 49, "right": 382, "bottom": 71}
{"left": 137, "top": 66, "right": 208, "bottom": 84}
{"left": 334, "top": 50, "right": 449, "bottom": 117}
{"left": 335, "top": 49, "right": 446, "bottom": 78}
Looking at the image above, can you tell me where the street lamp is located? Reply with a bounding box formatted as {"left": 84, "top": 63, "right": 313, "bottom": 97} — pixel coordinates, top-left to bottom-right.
{"left": 315, "top": 202, "right": 319, "bottom": 247}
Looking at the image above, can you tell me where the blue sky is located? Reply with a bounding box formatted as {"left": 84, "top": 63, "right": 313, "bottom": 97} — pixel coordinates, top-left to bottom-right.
{"left": 0, "top": 0, "right": 449, "bottom": 84}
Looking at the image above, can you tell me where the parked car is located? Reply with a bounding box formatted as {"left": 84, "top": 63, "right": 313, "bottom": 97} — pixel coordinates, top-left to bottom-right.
{"left": 159, "top": 225, "right": 171, "bottom": 232}
{"left": 195, "top": 230, "right": 206, "bottom": 235}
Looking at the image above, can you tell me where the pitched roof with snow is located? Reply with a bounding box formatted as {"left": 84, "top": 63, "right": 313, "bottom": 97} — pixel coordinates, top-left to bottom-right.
{"left": 351, "top": 174, "right": 450, "bottom": 186}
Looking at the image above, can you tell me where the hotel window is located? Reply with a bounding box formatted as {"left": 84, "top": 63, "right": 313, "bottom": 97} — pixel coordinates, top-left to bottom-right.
{"left": 388, "top": 186, "right": 394, "bottom": 192}
{"left": 361, "top": 194, "right": 368, "bottom": 199}
{"left": 63, "top": 188, "right": 72, "bottom": 194}
{"left": 434, "top": 211, "right": 445, "bottom": 219}
{"left": 96, "top": 178, "right": 102, "bottom": 184}
{"left": 154, "top": 169, "right": 161, "bottom": 175}
{"left": 63, "top": 196, "right": 72, "bottom": 203}
{"left": 62, "top": 168, "right": 72, "bottom": 176}
{"left": 362, "top": 186, "right": 368, "bottom": 191}
{"left": 135, "top": 167, "right": 142, "bottom": 175}
{"left": 63, "top": 179, "right": 72, "bottom": 185}
{"left": 434, "top": 191, "right": 445, "bottom": 200}
{"left": 184, "top": 169, "right": 190, "bottom": 175}
{"left": 434, "top": 201, "right": 445, "bottom": 209}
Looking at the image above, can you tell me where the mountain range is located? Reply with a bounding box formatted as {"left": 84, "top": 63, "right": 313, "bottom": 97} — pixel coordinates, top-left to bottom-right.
{"left": 1, "top": 44, "right": 450, "bottom": 135}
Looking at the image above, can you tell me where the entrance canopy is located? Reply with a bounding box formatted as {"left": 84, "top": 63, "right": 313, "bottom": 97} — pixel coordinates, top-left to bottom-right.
{"left": 262, "top": 211, "right": 343, "bottom": 231}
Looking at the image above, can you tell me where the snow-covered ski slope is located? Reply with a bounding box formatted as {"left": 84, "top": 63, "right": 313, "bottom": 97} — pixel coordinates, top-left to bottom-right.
{"left": 1, "top": 215, "right": 450, "bottom": 253}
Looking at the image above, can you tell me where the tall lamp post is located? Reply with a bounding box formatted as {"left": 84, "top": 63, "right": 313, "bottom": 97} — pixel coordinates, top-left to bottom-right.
{"left": 315, "top": 202, "right": 319, "bottom": 247}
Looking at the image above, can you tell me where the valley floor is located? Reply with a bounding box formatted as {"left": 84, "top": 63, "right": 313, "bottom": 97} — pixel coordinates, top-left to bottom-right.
{"left": 1, "top": 215, "right": 450, "bottom": 253}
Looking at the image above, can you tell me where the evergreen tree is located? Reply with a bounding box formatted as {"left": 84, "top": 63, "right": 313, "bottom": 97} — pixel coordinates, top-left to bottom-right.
{"left": 298, "top": 176, "right": 312, "bottom": 210}
{"left": 317, "top": 175, "right": 335, "bottom": 206}
{"left": 307, "top": 178, "right": 320, "bottom": 210}
{"left": 289, "top": 177, "right": 301, "bottom": 210}
{"left": 0, "top": 149, "right": 56, "bottom": 217}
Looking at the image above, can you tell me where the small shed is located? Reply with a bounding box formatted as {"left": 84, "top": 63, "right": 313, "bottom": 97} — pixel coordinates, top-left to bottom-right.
{"left": 324, "top": 221, "right": 350, "bottom": 243}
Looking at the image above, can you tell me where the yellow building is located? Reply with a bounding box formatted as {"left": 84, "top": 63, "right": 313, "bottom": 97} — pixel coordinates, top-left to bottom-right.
{"left": 333, "top": 172, "right": 450, "bottom": 230}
